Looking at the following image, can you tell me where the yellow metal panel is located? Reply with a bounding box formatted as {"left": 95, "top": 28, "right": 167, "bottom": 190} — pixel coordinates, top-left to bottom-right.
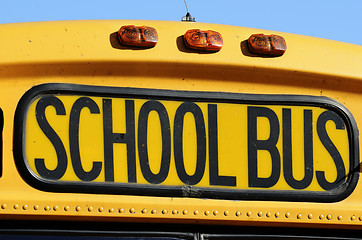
{"left": 0, "top": 20, "right": 361, "bottom": 229}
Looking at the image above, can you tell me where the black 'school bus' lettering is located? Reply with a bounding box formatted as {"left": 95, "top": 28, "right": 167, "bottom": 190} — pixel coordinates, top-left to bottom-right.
{"left": 208, "top": 104, "right": 236, "bottom": 186}
{"left": 282, "top": 109, "right": 314, "bottom": 189}
{"left": 247, "top": 106, "right": 281, "bottom": 188}
{"left": 33, "top": 94, "right": 349, "bottom": 193}
{"left": 103, "top": 99, "right": 136, "bottom": 182}
{"left": 174, "top": 102, "right": 206, "bottom": 185}
{"left": 316, "top": 110, "right": 346, "bottom": 190}
{"left": 35, "top": 96, "right": 68, "bottom": 180}
{"left": 69, "top": 97, "right": 102, "bottom": 181}
{"left": 138, "top": 100, "right": 171, "bottom": 184}
{"left": 247, "top": 106, "right": 347, "bottom": 190}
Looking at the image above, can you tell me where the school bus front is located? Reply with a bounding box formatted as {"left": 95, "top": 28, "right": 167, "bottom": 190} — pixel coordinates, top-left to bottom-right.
{"left": 0, "top": 20, "right": 361, "bottom": 238}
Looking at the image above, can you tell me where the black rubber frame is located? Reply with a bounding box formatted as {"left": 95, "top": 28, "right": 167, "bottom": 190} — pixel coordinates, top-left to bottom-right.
{"left": 13, "top": 83, "right": 360, "bottom": 202}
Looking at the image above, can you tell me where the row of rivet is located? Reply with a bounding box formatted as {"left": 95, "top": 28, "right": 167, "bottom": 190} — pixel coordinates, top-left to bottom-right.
{"left": 243, "top": 211, "right": 343, "bottom": 221}
{"left": 1, "top": 204, "right": 361, "bottom": 221}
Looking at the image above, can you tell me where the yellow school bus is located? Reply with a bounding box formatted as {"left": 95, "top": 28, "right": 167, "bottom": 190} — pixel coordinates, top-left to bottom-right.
{"left": 0, "top": 19, "right": 362, "bottom": 238}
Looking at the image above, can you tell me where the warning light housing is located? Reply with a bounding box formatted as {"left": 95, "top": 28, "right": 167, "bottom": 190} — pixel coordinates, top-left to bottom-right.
{"left": 118, "top": 25, "right": 158, "bottom": 48}
{"left": 184, "top": 29, "right": 223, "bottom": 52}
{"left": 248, "top": 34, "right": 286, "bottom": 56}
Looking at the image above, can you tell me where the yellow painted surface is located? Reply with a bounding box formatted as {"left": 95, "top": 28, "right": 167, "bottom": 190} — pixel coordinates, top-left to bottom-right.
{"left": 0, "top": 20, "right": 361, "bottom": 228}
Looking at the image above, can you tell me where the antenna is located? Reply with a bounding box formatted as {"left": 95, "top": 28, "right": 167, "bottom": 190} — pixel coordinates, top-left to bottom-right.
{"left": 182, "top": 0, "right": 196, "bottom": 22}
{"left": 184, "top": 0, "right": 189, "bottom": 13}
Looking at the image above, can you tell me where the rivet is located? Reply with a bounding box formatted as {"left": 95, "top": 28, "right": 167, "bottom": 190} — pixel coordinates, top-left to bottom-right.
{"left": 194, "top": 210, "right": 199, "bottom": 215}
{"left": 285, "top": 212, "right": 290, "bottom": 218}
{"left": 53, "top": 206, "right": 58, "bottom": 211}
{"left": 351, "top": 215, "right": 356, "bottom": 221}
{"left": 98, "top": 207, "right": 104, "bottom": 212}
{"left": 119, "top": 208, "right": 125, "bottom": 213}
{"left": 246, "top": 211, "right": 252, "bottom": 217}
{"left": 13, "top": 204, "right": 19, "bottom": 210}
{"left": 64, "top": 206, "right": 70, "bottom": 211}
{"left": 1, "top": 204, "right": 6, "bottom": 209}
{"left": 151, "top": 209, "right": 157, "bottom": 214}
{"left": 183, "top": 210, "right": 188, "bottom": 215}
{"left": 141, "top": 208, "right": 147, "bottom": 214}
{"left": 224, "top": 211, "right": 229, "bottom": 216}
{"left": 22, "top": 205, "right": 28, "bottom": 210}
{"left": 308, "top": 214, "right": 313, "bottom": 219}
{"left": 162, "top": 209, "right": 168, "bottom": 214}
{"left": 235, "top": 211, "right": 241, "bottom": 217}
{"left": 266, "top": 212, "right": 271, "bottom": 218}
{"left": 297, "top": 214, "right": 302, "bottom": 219}
{"left": 319, "top": 215, "right": 324, "bottom": 220}
{"left": 88, "top": 207, "right": 93, "bottom": 212}
{"left": 33, "top": 205, "right": 39, "bottom": 210}
{"left": 44, "top": 206, "right": 50, "bottom": 211}
{"left": 275, "top": 212, "right": 280, "bottom": 218}
{"left": 257, "top": 212, "right": 263, "bottom": 217}
{"left": 204, "top": 210, "right": 210, "bottom": 216}
{"left": 172, "top": 210, "right": 178, "bottom": 215}
{"left": 75, "top": 206, "right": 81, "bottom": 212}
{"left": 327, "top": 214, "right": 332, "bottom": 220}
{"left": 129, "top": 208, "right": 135, "bottom": 213}
{"left": 213, "top": 210, "right": 218, "bottom": 216}
{"left": 337, "top": 215, "right": 342, "bottom": 220}
{"left": 109, "top": 208, "right": 114, "bottom": 213}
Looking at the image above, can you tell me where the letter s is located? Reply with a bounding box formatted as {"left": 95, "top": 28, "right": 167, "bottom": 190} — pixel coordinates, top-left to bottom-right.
{"left": 316, "top": 111, "right": 346, "bottom": 190}
{"left": 35, "top": 96, "right": 67, "bottom": 180}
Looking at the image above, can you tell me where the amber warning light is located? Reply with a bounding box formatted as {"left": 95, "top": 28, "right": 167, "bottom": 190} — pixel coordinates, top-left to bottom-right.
{"left": 184, "top": 29, "right": 223, "bottom": 51}
{"left": 118, "top": 25, "right": 158, "bottom": 48}
{"left": 248, "top": 34, "right": 286, "bottom": 56}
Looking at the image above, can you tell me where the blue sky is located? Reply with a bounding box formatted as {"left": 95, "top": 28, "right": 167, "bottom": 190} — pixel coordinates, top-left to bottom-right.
{"left": 0, "top": 0, "right": 361, "bottom": 45}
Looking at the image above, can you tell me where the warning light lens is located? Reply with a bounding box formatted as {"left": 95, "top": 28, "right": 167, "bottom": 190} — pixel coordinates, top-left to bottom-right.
{"left": 248, "top": 34, "right": 286, "bottom": 56}
{"left": 184, "top": 29, "right": 223, "bottom": 51}
{"left": 118, "top": 25, "right": 158, "bottom": 48}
